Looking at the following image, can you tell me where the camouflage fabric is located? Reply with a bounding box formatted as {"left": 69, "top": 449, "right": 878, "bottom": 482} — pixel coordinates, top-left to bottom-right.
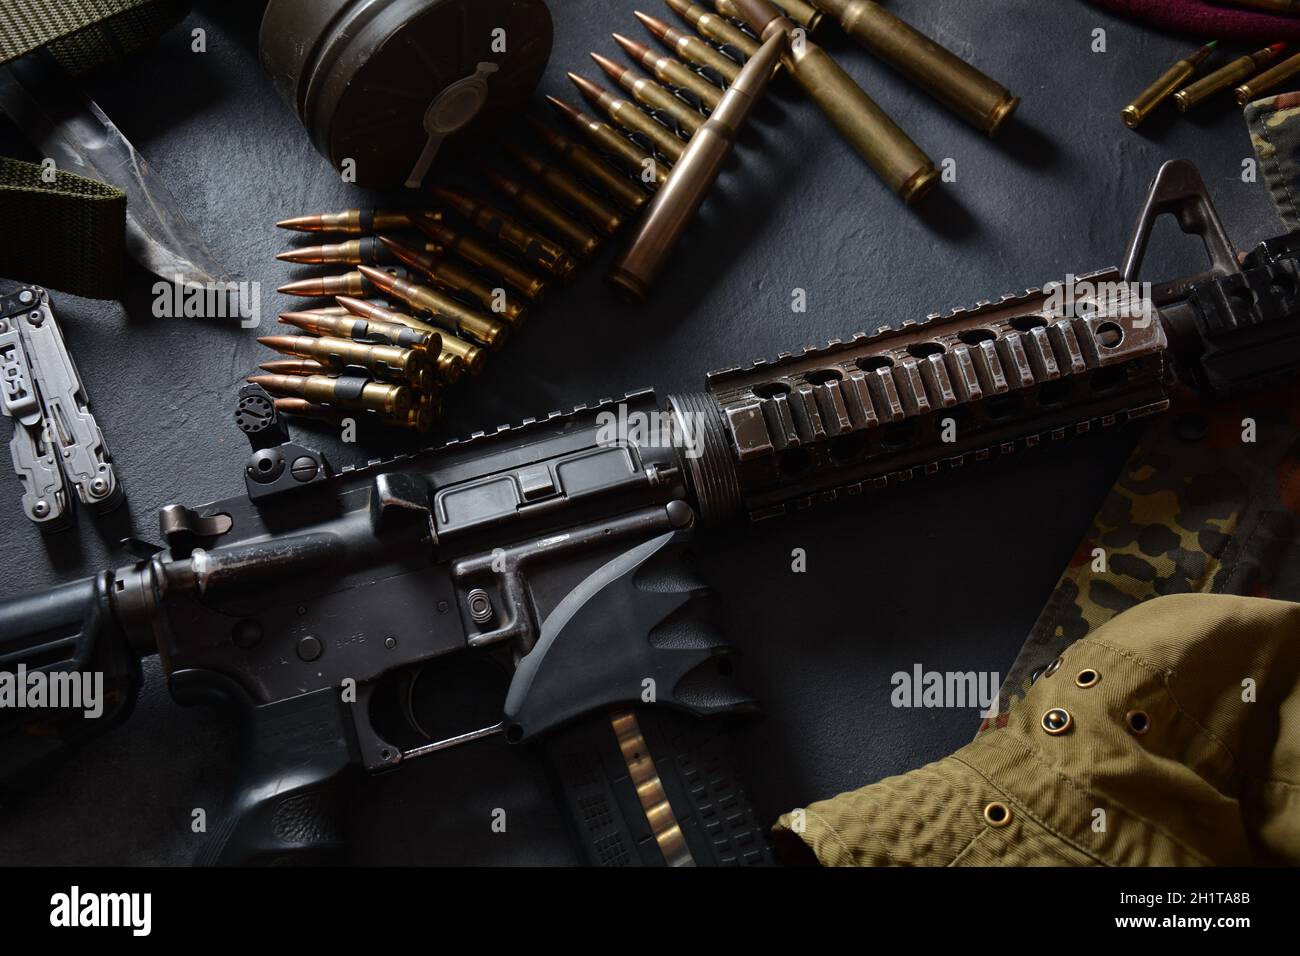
{"left": 993, "top": 381, "right": 1300, "bottom": 718}
{"left": 774, "top": 593, "right": 1300, "bottom": 866}
{"left": 1248, "top": 92, "right": 1300, "bottom": 233}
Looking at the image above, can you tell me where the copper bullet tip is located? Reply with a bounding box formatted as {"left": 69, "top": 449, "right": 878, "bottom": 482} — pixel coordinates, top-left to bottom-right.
{"left": 590, "top": 51, "right": 626, "bottom": 82}
{"left": 377, "top": 235, "right": 431, "bottom": 272}
{"left": 275, "top": 215, "right": 320, "bottom": 232}
{"left": 665, "top": 0, "right": 690, "bottom": 15}
{"left": 246, "top": 374, "right": 277, "bottom": 388}
{"left": 335, "top": 295, "right": 371, "bottom": 316}
{"left": 567, "top": 72, "right": 605, "bottom": 105}
{"left": 634, "top": 10, "right": 672, "bottom": 39}
{"left": 546, "top": 95, "right": 584, "bottom": 125}
{"left": 357, "top": 264, "right": 396, "bottom": 290}
{"left": 612, "top": 33, "right": 652, "bottom": 61}
{"left": 376, "top": 235, "right": 408, "bottom": 255}
{"left": 277, "top": 278, "right": 322, "bottom": 295}
{"left": 275, "top": 249, "right": 299, "bottom": 262}
{"left": 257, "top": 335, "right": 299, "bottom": 349}
{"left": 277, "top": 316, "right": 316, "bottom": 335}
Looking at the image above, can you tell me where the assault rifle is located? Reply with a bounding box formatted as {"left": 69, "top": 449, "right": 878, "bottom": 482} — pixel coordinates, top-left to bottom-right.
{"left": 2, "top": 162, "right": 1298, "bottom": 865}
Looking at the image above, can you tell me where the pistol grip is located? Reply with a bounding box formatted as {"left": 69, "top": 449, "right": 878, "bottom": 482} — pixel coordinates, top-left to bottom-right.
{"left": 172, "top": 673, "right": 361, "bottom": 866}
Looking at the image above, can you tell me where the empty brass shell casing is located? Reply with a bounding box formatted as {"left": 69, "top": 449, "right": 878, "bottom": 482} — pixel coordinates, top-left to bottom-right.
{"left": 636, "top": 11, "right": 742, "bottom": 85}
{"left": 527, "top": 118, "right": 651, "bottom": 213}
{"left": 733, "top": 0, "right": 937, "bottom": 203}
{"left": 248, "top": 373, "right": 412, "bottom": 417}
{"left": 1235, "top": 49, "right": 1300, "bottom": 105}
{"left": 592, "top": 51, "right": 705, "bottom": 136}
{"left": 431, "top": 187, "right": 579, "bottom": 281}
{"left": 357, "top": 265, "right": 509, "bottom": 351}
{"left": 275, "top": 209, "right": 418, "bottom": 234}
{"left": 483, "top": 169, "right": 604, "bottom": 258}
{"left": 414, "top": 214, "right": 548, "bottom": 302}
{"left": 668, "top": 0, "right": 759, "bottom": 60}
{"left": 259, "top": 334, "right": 436, "bottom": 391}
{"left": 501, "top": 140, "right": 627, "bottom": 236}
{"left": 569, "top": 72, "right": 687, "bottom": 164}
{"left": 336, "top": 295, "right": 475, "bottom": 380}
{"left": 612, "top": 33, "right": 724, "bottom": 112}
{"left": 547, "top": 96, "right": 667, "bottom": 189}
{"left": 1122, "top": 42, "right": 1217, "bottom": 128}
{"left": 278, "top": 311, "right": 439, "bottom": 354}
{"left": 809, "top": 0, "right": 1018, "bottom": 135}
{"left": 611, "top": 32, "right": 784, "bottom": 300}
{"left": 1176, "top": 44, "right": 1286, "bottom": 111}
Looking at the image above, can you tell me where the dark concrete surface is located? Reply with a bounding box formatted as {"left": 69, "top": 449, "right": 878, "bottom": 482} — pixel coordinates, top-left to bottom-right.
{"left": 0, "top": 0, "right": 1283, "bottom": 864}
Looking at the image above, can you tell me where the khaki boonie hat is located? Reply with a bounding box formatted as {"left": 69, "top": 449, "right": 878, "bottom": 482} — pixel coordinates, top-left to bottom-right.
{"left": 775, "top": 594, "right": 1300, "bottom": 866}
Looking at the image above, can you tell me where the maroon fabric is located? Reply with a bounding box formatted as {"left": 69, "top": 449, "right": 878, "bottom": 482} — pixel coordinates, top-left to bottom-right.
{"left": 1087, "top": 0, "right": 1300, "bottom": 42}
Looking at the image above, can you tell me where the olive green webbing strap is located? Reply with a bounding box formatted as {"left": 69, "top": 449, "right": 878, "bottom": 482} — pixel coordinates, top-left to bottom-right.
{"left": 0, "top": 0, "right": 189, "bottom": 76}
{"left": 0, "top": 0, "right": 188, "bottom": 297}
{"left": 0, "top": 157, "right": 125, "bottom": 298}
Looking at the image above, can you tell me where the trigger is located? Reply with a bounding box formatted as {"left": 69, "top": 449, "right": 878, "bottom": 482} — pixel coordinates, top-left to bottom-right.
{"left": 399, "top": 669, "right": 433, "bottom": 740}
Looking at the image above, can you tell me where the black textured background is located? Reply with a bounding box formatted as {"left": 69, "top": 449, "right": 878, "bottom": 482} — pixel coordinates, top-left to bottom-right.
{"left": 0, "top": 0, "right": 1282, "bottom": 864}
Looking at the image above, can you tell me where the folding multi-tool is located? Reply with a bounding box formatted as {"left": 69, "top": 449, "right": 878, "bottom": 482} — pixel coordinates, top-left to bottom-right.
{"left": 0, "top": 286, "right": 122, "bottom": 531}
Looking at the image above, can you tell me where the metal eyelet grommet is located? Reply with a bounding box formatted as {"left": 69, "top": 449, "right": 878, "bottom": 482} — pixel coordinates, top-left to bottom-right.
{"left": 1075, "top": 668, "right": 1101, "bottom": 688}
{"left": 1043, "top": 657, "right": 1063, "bottom": 678}
{"left": 1125, "top": 709, "right": 1151, "bottom": 736}
{"left": 983, "top": 801, "right": 1012, "bottom": 828}
{"left": 1042, "top": 707, "right": 1073, "bottom": 735}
